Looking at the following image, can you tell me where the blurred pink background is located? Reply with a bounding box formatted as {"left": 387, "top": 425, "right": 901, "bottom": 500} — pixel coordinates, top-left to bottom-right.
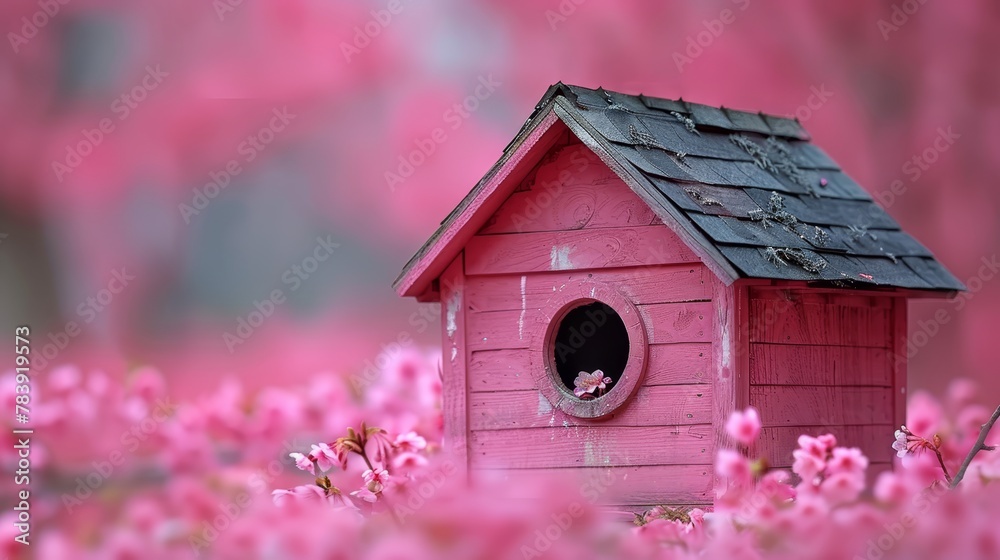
{"left": 1, "top": 0, "right": 998, "bottom": 400}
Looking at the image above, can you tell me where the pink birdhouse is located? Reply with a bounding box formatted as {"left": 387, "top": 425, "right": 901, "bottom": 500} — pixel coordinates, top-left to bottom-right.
{"left": 394, "top": 83, "right": 963, "bottom": 511}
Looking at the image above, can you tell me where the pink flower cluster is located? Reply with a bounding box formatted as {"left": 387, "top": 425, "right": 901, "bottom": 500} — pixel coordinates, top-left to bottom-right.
{"left": 5, "top": 355, "right": 1000, "bottom": 559}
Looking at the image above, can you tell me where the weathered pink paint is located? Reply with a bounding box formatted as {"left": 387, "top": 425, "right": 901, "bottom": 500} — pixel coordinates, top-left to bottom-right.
{"left": 746, "top": 288, "right": 902, "bottom": 474}
{"left": 399, "top": 132, "right": 918, "bottom": 509}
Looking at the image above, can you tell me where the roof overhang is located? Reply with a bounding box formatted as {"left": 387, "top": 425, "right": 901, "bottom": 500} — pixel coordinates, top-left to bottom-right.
{"left": 395, "top": 85, "right": 964, "bottom": 300}
{"left": 393, "top": 101, "right": 565, "bottom": 300}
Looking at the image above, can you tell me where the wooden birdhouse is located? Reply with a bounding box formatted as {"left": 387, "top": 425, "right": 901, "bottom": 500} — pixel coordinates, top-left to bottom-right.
{"left": 393, "top": 83, "right": 963, "bottom": 511}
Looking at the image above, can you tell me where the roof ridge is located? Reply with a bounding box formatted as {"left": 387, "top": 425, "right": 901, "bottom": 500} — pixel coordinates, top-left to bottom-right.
{"left": 562, "top": 83, "right": 802, "bottom": 125}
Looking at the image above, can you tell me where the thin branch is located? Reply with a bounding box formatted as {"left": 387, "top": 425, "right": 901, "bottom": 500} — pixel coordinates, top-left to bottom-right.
{"left": 950, "top": 404, "right": 1000, "bottom": 489}
{"left": 932, "top": 447, "right": 953, "bottom": 485}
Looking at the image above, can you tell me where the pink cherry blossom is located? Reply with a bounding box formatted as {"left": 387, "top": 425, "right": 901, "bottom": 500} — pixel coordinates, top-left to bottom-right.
{"left": 893, "top": 427, "right": 910, "bottom": 458}
{"left": 796, "top": 435, "right": 829, "bottom": 459}
{"left": 715, "top": 449, "right": 752, "bottom": 486}
{"left": 290, "top": 452, "right": 315, "bottom": 474}
{"left": 907, "top": 391, "right": 944, "bottom": 438}
{"left": 395, "top": 431, "right": 427, "bottom": 453}
{"left": 874, "top": 471, "right": 911, "bottom": 505}
{"left": 792, "top": 448, "right": 826, "bottom": 482}
{"left": 310, "top": 443, "right": 339, "bottom": 472}
{"left": 817, "top": 434, "right": 838, "bottom": 450}
{"left": 363, "top": 468, "right": 390, "bottom": 491}
{"left": 820, "top": 471, "right": 865, "bottom": 505}
{"left": 393, "top": 451, "right": 429, "bottom": 472}
{"left": 366, "top": 427, "right": 396, "bottom": 464}
{"left": 573, "top": 370, "right": 613, "bottom": 397}
{"left": 826, "top": 447, "right": 869, "bottom": 476}
{"left": 350, "top": 487, "right": 379, "bottom": 503}
{"left": 271, "top": 488, "right": 297, "bottom": 507}
{"left": 725, "top": 407, "right": 762, "bottom": 446}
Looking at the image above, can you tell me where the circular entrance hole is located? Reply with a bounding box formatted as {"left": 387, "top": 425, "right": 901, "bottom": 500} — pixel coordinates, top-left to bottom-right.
{"left": 552, "top": 301, "right": 630, "bottom": 399}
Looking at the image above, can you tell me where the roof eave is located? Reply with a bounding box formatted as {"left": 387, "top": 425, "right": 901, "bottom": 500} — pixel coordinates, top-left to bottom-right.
{"left": 393, "top": 100, "right": 564, "bottom": 298}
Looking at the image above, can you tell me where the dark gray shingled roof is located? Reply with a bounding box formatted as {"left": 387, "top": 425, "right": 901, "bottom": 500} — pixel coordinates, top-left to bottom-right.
{"left": 526, "top": 83, "right": 964, "bottom": 291}
{"left": 395, "top": 83, "right": 964, "bottom": 294}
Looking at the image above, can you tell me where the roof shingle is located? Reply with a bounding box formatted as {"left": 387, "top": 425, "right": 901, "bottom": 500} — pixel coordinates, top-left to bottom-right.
{"left": 548, "top": 83, "right": 963, "bottom": 291}
{"left": 395, "top": 83, "right": 964, "bottom": 294}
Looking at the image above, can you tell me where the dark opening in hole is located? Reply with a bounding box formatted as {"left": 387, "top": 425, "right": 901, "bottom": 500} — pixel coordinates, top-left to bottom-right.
{"left": 552, "top": 301, "right": 629, "bottom": 399}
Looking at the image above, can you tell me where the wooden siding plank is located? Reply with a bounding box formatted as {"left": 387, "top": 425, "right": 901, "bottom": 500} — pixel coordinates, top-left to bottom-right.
{"left": 750, "top": 289, "right": 891, "bottom": 307}
{"left": 469, "top": 425, "right": 714, "bottom": 469}
{"left": 466, "top": 302, "right": 713, "bottom": 351}
{"left": 646, "top": 343, "right": 712, "bottom": 386}
{"left": 749, "top": 297, "right": 891, "bottom": 348}
{"left": 750, "top": 386, "right": 894, "bottom": 426}
{"left": 473, "top": 464, "right": 713, "bottom": 505}
{"left": 468, "top": 343, "right": 711, "bottom": 393}
{"left": 440, "top": 256, "right": 469, "bottom": 472}
{"left": 465, "top": 265, "right": 710, "bottom": 312}
{"left": 478, "top": 143, "right": 657, "bottom": 234}
{"left": 749, "top": 344, "right": 893, "bottom": 386}
{"left": 641, "top": 302, "right": 714, "bottom": 344}
{"left": 711, "top": 277, "right": 739, "bottom": 460}
{"left": 469, "top": 384, "right": 712, "bottom": 430}
{"left": 468, "top": 349, "right": 535, "bottom": 392}
{"left": 466, "top": 310, "right": 530, "bottom": 351}
{"left": 465, "top": 226, "right": 700, "bottom": 276}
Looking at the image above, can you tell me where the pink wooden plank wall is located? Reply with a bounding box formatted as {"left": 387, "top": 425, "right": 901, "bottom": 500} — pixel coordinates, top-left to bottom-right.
{"left": 439, "top": 256, "right": 468, "bottom": 473}
{"left": 748, "top": 288, "right": 898, "bottom": 473}
{"left": 462, "top": 140, "right": 715, "bottom": 506}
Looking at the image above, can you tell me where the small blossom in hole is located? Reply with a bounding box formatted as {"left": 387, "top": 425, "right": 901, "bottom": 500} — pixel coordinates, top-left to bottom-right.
{"left": 573, "top": 370, "right": 613, "bottom": 398}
